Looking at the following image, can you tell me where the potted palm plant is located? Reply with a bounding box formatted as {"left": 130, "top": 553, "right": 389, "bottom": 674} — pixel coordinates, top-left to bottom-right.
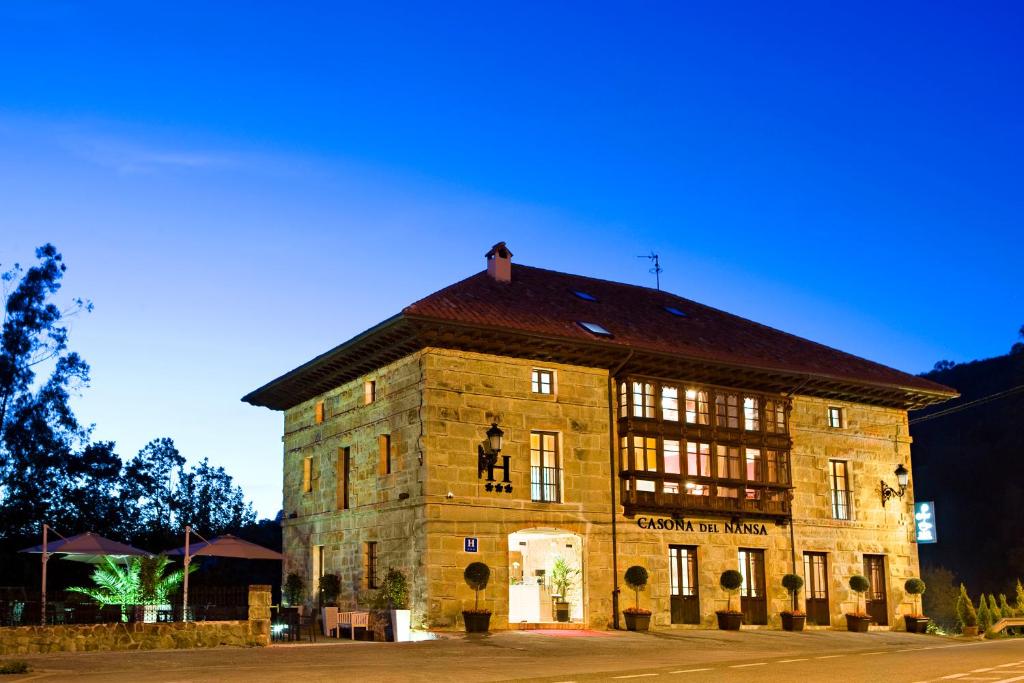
{"left": 463, "top": 562, "right": 492, "bottom": 633}
{"left": 623, "top": 565, "right": 651, "bottom": 631}
{"left": 904, "top": 578, "right": 929, "bottom": 633}
{"left": 716, "top": 570, "right": 744, "bottom": 630}
{"left": 550, "top": 557, "right": 580, "bottom": 623}
{"left": 845, "top": 575, "right": 872, "bottom": 632}
{"left": 780, "top": 573, "right": 806, "bottom": 632}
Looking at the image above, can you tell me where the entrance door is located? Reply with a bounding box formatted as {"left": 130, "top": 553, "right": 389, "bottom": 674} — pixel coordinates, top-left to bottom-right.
{"left": 864, "top": 555, "right": 888, "bottom": 625}
{"left": 738, "top": 549, "right": 767, "bottom": 625}
{"left": 669, "top": 545, "right": 700, "bottom": 624}
{"left": 508, "top": 529, "right": 584, "bottom": 624}
{"left": 803, "top": 552, "right": 830, "bottom": 626}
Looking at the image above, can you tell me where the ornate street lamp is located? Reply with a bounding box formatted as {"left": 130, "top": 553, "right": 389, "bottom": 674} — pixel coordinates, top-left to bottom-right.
{"left": 880, "top": 463, "right": 909, "bottom": 507}
{"left": 478, "top": 423, "right": 504, "bottom": 471}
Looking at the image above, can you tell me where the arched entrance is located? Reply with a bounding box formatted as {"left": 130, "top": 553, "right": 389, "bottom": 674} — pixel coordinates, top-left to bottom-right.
{"left": 508, "top": 528, "right": 584, "bottom": 624}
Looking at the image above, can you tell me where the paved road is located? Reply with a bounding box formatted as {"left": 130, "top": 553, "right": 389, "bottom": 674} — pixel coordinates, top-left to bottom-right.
{"left": 5, "top": 630, "right": 1024, "bottom": 682}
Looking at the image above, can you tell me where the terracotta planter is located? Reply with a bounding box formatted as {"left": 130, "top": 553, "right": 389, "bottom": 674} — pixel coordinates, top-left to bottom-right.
{"left": 555, "top": 601, "right": 570, "bottom": 622}
{"left": 624, "top": 611, "right": 651, "bottom": 631}
{"left": 904, "top": 616, "right": 929, "bottom": 634}
{"left": 463, "top": 611, "right": 491, "bottom": 633}
{"left": 846, "top": 614, "right": 871, "bottom": 632}
{"left": 781, "top": 613, "right": 806, "bottom": 632}
{"left": 716, "top": 611, "right": 742, "bottom": 630}
{"left": 962, "top": 625, "right": 978, "bottom": 636}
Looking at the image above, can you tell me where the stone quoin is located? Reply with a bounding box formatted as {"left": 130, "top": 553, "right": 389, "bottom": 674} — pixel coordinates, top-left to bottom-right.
{"left": 243, "top": 242, "right": 957, "bottom": 631}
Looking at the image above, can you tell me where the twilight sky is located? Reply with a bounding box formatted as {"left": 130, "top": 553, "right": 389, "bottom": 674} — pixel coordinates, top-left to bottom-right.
{"left": 1, "top": 2, "right": 1021, "bottom": 519}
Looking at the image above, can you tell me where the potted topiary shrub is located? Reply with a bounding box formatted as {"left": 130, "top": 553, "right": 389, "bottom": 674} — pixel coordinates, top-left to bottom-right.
{"left": 903, "top": 578, "right": 928, "bottom": 633}
{"left": 846, "top": 575, "right": 872, "bottom": 632}
{"left": 376, "top": 567, "right": 411, "bottom": 642}
{"left": 319, "top": 573, "right": 341, "bottom": 607}
{"left": 780, "top": 573, "right": 806, "bottom": 632}
{"left": 716, "top": 570, "right": 744, "bottom": 630}
{"left": 550, "top": 557, "right": 580, "bottom": 623}
{"left": 623, "top": 565, "right": 652, "bottom": 631}
{"left": 956, "top": 583, "right": 978, "bottom": 636}
{"left": 463, "top": 562, "right": 492, "bottom": 633}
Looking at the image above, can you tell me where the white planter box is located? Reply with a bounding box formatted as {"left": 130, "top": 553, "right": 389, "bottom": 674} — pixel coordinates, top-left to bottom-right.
{"left": 390, "top": 609, "right": 411, "bottom": 642}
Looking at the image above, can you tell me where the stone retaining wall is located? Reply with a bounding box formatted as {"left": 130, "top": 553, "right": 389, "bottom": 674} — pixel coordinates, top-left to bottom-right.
{"left": 0, "top": 585, "right": 271, "bottom": 656}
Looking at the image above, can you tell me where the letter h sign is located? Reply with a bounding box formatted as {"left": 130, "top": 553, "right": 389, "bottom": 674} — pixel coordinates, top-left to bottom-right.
{"left": 478, "top": 444, "right": 512, "bottom": 493}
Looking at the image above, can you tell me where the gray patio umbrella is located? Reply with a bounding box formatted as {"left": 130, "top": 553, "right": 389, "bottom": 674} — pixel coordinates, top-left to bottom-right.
{"left": 164, "top": 528, "right": 283, "bottom": 620}
{"left": 19, "top": 526, "right": 152, "bottom": 625}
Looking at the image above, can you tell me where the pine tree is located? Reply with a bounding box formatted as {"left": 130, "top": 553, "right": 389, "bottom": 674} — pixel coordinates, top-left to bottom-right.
{"left": 1000, "top": 594, "right": 1013, "bottom": 620}
{"left": 977, "top": 596, "right": 992, "bottom": 632}
{"left": 989, "top": 594, "right": 1002, "bottom": 622}
{"left": 1016, "top": 580, "right": 1024, "bottom": 617}
{"left": 956, "top": 584, "right": 978, "bottom": 632}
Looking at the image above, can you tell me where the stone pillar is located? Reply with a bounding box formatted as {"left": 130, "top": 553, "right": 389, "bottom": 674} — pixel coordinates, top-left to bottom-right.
{"left": 247, "top": 584, "right": 272, "bottom": 646}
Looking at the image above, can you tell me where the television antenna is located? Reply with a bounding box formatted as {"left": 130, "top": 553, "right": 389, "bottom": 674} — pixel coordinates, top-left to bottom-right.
{"left": 637, "top": 252, "right": 662, "bottom": 290}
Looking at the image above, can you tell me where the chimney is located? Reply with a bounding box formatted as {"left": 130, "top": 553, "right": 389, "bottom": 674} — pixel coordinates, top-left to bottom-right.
{"left": 485, "top": 242, "right": 513, "bottom": 282}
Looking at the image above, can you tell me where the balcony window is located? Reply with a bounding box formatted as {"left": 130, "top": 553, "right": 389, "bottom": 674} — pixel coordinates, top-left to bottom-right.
{"left": 619, "top": 382, "right": 628, "bottom": 418}
{"left": 632, "top": 382, "right": 655, "bottom": 418}
{"left": 765, "top": 399, "right": 786, "bottom": 433}
{"left": 743, "top": 397, "right": 760, "bottom": 431}
{"left": 715, "top": 393, "right": 740, "bottom": 429}
{"left": 830, "top": 460, "right": 851, "bottom": 520}
{"left": 684, "top": 389, "right": 709, "bottom": 425}
{"left": 765, "top": 450, "right": 789, "bottom": 485}
{"left": 716, "top": 445, "right": 741, "bottom": 480}
{"left": 662, "top": 386, "right": 679, "bottom": 421}
{"left": 686, "top": 441, "right": 711, "bottom": 477}
{"left": 530, "top": 431, "right": 561, "bottom": 503}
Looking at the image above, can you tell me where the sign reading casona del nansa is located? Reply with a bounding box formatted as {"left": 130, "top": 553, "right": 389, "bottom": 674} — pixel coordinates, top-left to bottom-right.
{"left": 636, "top": 516, "right": 769, "bottom": 535}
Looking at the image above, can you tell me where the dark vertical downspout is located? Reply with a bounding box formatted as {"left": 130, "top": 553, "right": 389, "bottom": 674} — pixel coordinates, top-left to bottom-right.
{"left": 607, "top": 350, "right": 634, "bottom": 630}
{"left": 784, "top": 375, "right": 810, "bottom": 612}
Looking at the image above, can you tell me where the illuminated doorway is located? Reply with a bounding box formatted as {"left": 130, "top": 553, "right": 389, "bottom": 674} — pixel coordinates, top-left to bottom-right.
{"left": 508, "top": 529, "right": 584, "bottom": 624}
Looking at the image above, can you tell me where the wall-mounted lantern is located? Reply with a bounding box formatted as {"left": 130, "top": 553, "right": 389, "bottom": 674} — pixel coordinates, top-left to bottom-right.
{"left": 478, "top": 422, "right": 512, "bottom": 494}
{"left": 880, "top": 463, "right": 909, "bottom": 507}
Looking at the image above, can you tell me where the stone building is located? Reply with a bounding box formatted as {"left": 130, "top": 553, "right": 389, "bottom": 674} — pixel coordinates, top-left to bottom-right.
{"left": 243, "top": 243, "right": 956, "bottom": 630}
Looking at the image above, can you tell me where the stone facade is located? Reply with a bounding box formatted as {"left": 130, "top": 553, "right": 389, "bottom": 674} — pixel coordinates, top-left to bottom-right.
{"left": 282, "top": 348, "right": 922, "bottom": 631}
{"left": 0, "top": 586, "right": 271, "bottom": 656}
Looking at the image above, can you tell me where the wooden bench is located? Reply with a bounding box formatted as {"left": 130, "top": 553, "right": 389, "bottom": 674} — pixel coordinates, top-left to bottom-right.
{"left": 337, "top": 611, "right": 370, "bottom": 640}
{"left": 990, "top": 617, "right": 1024, "bottom": 634}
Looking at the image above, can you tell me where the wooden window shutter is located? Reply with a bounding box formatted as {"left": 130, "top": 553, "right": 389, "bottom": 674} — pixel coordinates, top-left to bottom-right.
{"left": 378, "top": 434, "right": 391, "bottom": 476}
{"left": 315, "top": 401, "right": 324, "bottom": 424}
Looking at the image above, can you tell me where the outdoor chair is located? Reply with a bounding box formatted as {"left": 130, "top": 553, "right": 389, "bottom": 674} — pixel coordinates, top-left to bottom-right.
{"left": 297, "top": 606, "right": 318, "bottom": 643}
{"left": 322, "top": 607, "right": 340, "bottom": 637}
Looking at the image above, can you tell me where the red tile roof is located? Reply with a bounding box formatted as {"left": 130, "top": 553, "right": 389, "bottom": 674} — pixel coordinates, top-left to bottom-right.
{"left": 404, "top": 264, "right": 954, "bottom": 397}
{"left": 243, "top": 262, "right": 956, "bottom": 410}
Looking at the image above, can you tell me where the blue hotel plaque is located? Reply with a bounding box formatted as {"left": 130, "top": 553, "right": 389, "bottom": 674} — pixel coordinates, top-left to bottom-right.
{"left": 914, "top": 501, "right": 937, "bottom": 544}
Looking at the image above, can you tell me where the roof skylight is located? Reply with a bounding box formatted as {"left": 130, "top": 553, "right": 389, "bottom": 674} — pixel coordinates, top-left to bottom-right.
{"left": 573, "top": 290, "right": 598, "bottom": 302}
{"left": 578, "top": 321, "right": 611, "bottom": 336}
{"left": 664, "top": 306, "right": 687, "bottom": 317}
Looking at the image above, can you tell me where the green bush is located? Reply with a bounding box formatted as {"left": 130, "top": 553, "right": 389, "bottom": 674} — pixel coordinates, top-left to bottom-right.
{"left": 1016, "top": 580, "right": 1024, "bottom": 617}
{"left": 989, "top": 594, "right": 1001, "bottom": 622}
{"left": 319, "top": 573, "right": 341, "bottom": 607}
{"left": 1001, "top": 594, "right": 1014, "bottom": 620}
{"left": 375, "top": 567, "right": 409, "bottom": 610}
{"left": 624, "top": 565, "right": 649, "bottom": 612}
{"left": 782, "top": 573, "right": 804, "bottom": 612}
{"left": 283, "top": 572, "right": 305, "bottom": 606}
{"left": 905, "top": 577, "right": 926, "bottom": 616}
{"left": 0, "top": 661, "right": 30, "bottom": 675}
{"left": 464, "top": 562, "right": 491, "bottom": 612}
{"left": 720, "top": 570, "right": 743, "bottom": 613}
{"left": 956, "top": 584, "right": 977, "bottom": 629}
{"left": 978, "top": 596, "right": 992, "bottom": 632}
{"left": 849, "top": 575, "right": 870, "bottom": 615}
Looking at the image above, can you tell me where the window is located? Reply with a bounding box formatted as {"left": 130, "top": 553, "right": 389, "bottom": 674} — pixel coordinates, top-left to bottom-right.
{"left": 743, "top": 397, "right": 759, "bottom": 431}
{"left": 630, "top": 436, "right": 658, "bottom": 492}
{"left": 765, "top": 399, "right": 786, "bottom": 433}
{"left": 830, "top": 460, "right": 851, "bottom": 520}
{"left": 531, "top": 369, "right": 554, "bottom": 395}
{"left": 302, "top": 456, "right": 313, "bottom": 493}
{"left": 684, "top": 388, "right": 710, "bottom": 425}
{"left": 632, "top": 382, "right": 655, "bottom": 418}
{"left": 366, "top": 542, "right": 378, "bottom": 589}
{"left": 828, "top": 406, "right": 843, "bottom": 428}
{"left": 364, "top": 380, "right": 376, "bottom": 405}
{"left": 619, "top": 382, "right": 628, "bottom": 418}
{"left": 315, "top": 400, "right": 324, "bottom": 424}
{"left": 716, "top": 445, "right": 741, "bottom": 480}
{"left": 715, "top": 392, "right": 740, "bottom": 429}
{"left": 686, "top": 441, "right": 711, "bottom": 478}
{"left": 338, "top": 447, "right": 350, "bottom": 510}
{"left": 578, "top": 321, "right": 611, "bottom": 336}
{"left": 530, "top": 431, "right": 561, "bottom": 502}
{"left": 312, "top": 544, "right": 325, "bottom": 596}
{"left": 378, "top": 434, "right": 392, "bottom": 475}
{"left": 765, "top": 450, "right": 789, "bottom": 485}
{"left": 573, "top": 290, "right": 598, "bottom": 301}
{"left": 661, "top": 386, "right": 679, "bottom": 421}
{"left": 664, "top": 439, "right": 681, "bottom": 494}
{"left": 663, "top": 306, "right": 687, "bottom": 317}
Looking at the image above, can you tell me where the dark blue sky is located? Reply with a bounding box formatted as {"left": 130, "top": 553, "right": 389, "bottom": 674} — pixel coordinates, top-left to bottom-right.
{"left": 1, "top": 2, "right": 1021, "bottom": 516}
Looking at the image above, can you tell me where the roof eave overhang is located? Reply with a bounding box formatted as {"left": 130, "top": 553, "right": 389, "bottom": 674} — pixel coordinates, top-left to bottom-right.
{"left": 241, "top": 314, "right": 958, "bottom": 411}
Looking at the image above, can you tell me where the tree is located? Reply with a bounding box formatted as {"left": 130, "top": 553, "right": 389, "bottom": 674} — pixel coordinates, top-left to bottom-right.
{"left": 1016, "top": 580, "right": 1024, "bottom": 617}
{"left": 174, "top": 457, "right": 255, "bottom": 535}
{"left": 933, "top": 360, "right": 957, "bottom": 372}
{"left": 922, "top": 566, "right": 959, "bottom": 631}
{"left": 0, "top": 245, "right": 93, "bottom": 540}
{"left": 121, "top": 438, "right": 185, "bottom": 543}
{"left": 624, "top": 565, "right": 650, "bottom": 613}
{"left": 1012, "top": 325, "right": 1024, "bottom": 354}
